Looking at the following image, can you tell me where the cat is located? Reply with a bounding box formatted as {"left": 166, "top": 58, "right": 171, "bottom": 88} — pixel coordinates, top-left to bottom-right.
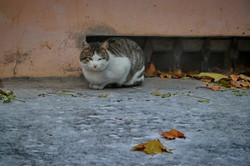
{"left": 79, "top": 38, "right": 145, "bottom": 89}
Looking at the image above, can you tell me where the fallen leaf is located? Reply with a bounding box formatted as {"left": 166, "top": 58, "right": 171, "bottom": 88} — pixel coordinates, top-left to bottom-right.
{"left": 145, "top": 63, "right": 157, "bottom": 76}
{"left": 128, "top": 116, "right": 139, "bottom": 119}
{"left": 160, "top": 73, "right": 172, "bottom": 79}
{"left": 151, "top": 92, "right": 163, "bottom": 96}
{"left": 151, "top": 92, "right": 171, "bottom": 98}
{"left": 132, "top": 139, "right": 173, "bottom": 155}
{"left": 161, "top": 129, "right": 186, "bottom": 140}
{"left": 57, "top": 91, "right": 77, "bottom": 97}
{"left": 192, "top": 72, "right": 228, "bottom": 82}
{"left": 230, "top": 80, "right": 250, "bottom": 88}
{"left": 161, "top": 93, "right": 171, "bottom": 98}
{"left": 196, "top": 129, "right": 203, "bottom": 132}
{"left": 206, "top": 83, "right": 221, "bottom": 91}
{"left": 0, "top": 89, "right": 15, "bottom": 103}
{"left": 201, "top": 78, "right": 213, "bottom": 83}
{"left": 239, "top": 74, "right": 250, "bottom": 81}
{"left": 198, "top": 99, "right": 210, "bottom": 103}
{"left": 229, "top": 74, "right": 239, "bottom": 81}
{"left": 115, "top": 117, "right": 123, "bottom": 120}
{"left": 172, "top": 69, "right": 185, "bottom": 78}
{"left": 38, "top": 94, "right": 46, "bottom": 97}
{"left": 98, "top": 94, "right": 108, "bottom": 97}
{"left": 116, "top": 99, "right": 122, "bottom": 102}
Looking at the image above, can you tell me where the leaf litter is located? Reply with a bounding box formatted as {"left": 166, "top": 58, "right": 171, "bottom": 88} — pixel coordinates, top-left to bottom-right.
{"left": 145, "top": 63, "right": 250, "bottom": 91}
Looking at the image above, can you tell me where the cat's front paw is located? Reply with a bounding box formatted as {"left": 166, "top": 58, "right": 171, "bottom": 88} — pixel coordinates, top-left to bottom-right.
{"left": 89, "top": 83, "right": 105, "bottom": 90}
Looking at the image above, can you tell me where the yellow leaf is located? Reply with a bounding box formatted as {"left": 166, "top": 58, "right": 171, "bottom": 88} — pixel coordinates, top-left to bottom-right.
{"left": 192, "top": 72, "right": 228, "bottom": 82}
{"left": 151, "top": 92, "right": 163, "bottom": 96}
{"left": 239, "top": 74, "right": 250, "bottom": 81}
{"left": 132, "top": 139, "right": 173, "bottom": 155}
{"left": 98, "top": 94, "right": 108, "bottom": 97}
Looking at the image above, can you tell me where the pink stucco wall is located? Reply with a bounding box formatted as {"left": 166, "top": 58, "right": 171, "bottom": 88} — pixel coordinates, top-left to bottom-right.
{"left": 0, "top": 0, "right": 249, "bottom": 78}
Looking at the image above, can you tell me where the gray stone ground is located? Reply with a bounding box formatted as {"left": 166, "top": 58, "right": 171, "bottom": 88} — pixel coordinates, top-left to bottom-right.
{"left": 0, "top": 77, "right": 249, "bottom": 166}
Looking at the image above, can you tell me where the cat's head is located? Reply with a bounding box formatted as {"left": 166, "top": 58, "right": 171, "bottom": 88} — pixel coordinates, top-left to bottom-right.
{"left": 79, "top": 41, "right": 109, "bottom": 71}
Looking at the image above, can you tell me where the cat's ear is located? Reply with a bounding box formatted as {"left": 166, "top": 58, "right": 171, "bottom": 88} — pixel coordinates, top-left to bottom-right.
{"left": 82, "top": 41, "right": 90, "bottom": 50}
{"left": 100, "top": 41, "right": 109, "bottom": 50}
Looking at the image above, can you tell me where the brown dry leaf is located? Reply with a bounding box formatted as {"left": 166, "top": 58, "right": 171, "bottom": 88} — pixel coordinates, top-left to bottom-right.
{"left": 206, "top": 83, "right": 221, "bottom": 91}
{"left": 160, "top": 73, "right": 172, "bottom": 79}
{"left": 172, "top": 69, "right": 185, "bottom": 78}
{"left": 230, "top": 80, "right": 250, "bottom": 88}
{"left": 145, "top": 63, "right": 157, "bottom": 76}
{"left": 161, "top": 129, "right": 186, "bottom": 140}
{"left": 132, "top": 139, "right": 173, "bottom": 155}
{"left": 229, "top": 74, "right": 239, "bottom": 81}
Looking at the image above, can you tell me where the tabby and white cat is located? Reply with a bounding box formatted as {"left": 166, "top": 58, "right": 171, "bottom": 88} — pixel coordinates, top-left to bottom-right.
{"left": 80, "top": 38, "right": 145, "bottom": 89}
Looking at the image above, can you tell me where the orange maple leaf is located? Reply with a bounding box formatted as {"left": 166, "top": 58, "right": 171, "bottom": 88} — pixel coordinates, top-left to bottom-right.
{"left": 161, "top": 129, "right": 186, "bottom": 140}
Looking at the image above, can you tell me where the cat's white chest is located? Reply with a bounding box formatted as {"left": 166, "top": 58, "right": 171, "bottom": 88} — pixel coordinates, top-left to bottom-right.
{"left": 81, "top": 53, "right": 131, "bottom": 85}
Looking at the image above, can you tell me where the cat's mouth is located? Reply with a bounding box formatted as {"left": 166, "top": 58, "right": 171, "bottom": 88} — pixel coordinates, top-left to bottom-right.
{"left": 90, "top": 66, "right": 102, "bottom": 71}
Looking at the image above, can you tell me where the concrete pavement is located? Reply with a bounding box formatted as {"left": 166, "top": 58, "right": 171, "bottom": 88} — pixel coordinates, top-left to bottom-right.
{"left": 0, "top": 77, "right": 249, "bottom": 166}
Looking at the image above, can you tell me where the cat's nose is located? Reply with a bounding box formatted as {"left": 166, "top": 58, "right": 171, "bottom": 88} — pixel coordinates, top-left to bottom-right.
{"left": 93, "top": 64, "right": 97, "bottom": 68}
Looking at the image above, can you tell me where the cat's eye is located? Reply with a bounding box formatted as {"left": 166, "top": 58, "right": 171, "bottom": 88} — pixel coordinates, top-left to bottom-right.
{"left": 80, "top": 57, "right": 86, "bottom": 61}
{"left": 98, "top": 58, "right": 103, "bottom": 61}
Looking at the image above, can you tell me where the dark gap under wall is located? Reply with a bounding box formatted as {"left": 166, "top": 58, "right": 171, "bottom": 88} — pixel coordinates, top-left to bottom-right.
{"left": 86, "top": 36, "right": 250, "bottom": 75}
